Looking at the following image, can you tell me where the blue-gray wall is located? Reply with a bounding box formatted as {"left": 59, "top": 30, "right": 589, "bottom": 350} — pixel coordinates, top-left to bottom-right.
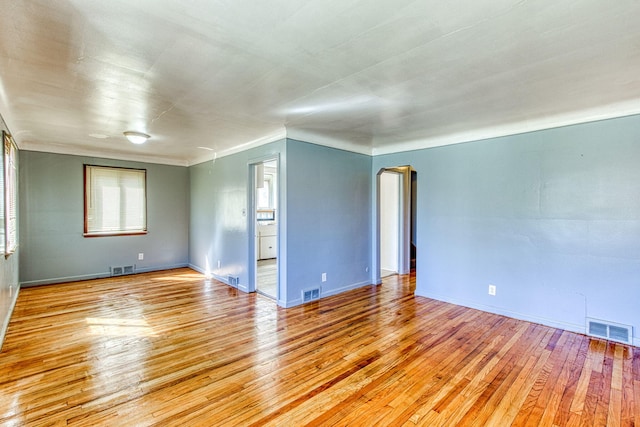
{"left": 189, "top": 139, "right": 287, "bottom": 297}
{"left": 285, "top": 140, "right": 371, "bottom": 306}
{"left": 0, "top": 115, "right": 19, "bottom": 350}
{"left": 19, "top": 151, "right": 189, "bottom": 286}
{"left": 373, "top": 114, "right": 640, "bottom": 346}
{"left": 188, "top": 138, "right": 372, "bottom": 307}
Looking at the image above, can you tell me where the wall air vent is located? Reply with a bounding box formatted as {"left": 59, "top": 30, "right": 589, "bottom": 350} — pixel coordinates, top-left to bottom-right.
{"left": 228, "top": 276, "right": 239, "bottom": 287}
{"left": 111, "top": 265, "right": 136, "bottom": 277}
{"left": 586, "top": 318, "right": 632, "bottom": 345}
{"left": 302, "top": 288, "right": 321, "bottom": 302}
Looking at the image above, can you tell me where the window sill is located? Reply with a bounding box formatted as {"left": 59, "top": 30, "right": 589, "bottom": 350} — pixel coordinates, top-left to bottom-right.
{"left": 83, "top": 231, "right": 148, "bottom": 238}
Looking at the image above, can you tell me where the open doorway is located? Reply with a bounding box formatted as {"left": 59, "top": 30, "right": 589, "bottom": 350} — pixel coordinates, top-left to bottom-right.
{"left": 377, "top": 166, "right": 416, "bottom": 280}
{"left": 253, "top": 159, "right": 278, "bottom": 299}
{"left": 380, "top": 171, "right": 401, "bottom": 277}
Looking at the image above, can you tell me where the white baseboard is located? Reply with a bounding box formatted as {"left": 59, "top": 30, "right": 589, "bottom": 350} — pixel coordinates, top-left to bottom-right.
{"left": 283, "top": 279, "right": 372, "bottom": 308}
{"left": 21, "top": 272, "right": 109, "bottom": 287}
{"left": 135, "top": 263, "right": 189, "bottom": 273}
{"left": 187, "top": 263, "right": 205, "bottom": 275}
{"left": 416, "top": 289, "right": 586, "bottom": 336}
{"left": 188, "top": 264, "right": 247, "bottom": 292}
{"left": 20, "top": 263, "right": 189, "bottom": 287}
{"left": 0, "top": 284, "right": 20, "bottom": 351}
{"left": 323, "top": 280, "right": 372, "bottom": 298}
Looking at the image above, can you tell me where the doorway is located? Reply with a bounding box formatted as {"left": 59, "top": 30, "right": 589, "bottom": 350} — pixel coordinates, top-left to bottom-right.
{"left": 380, "top": 171, "right": 400, "bottom": 277}
{"left": 252, "top": 158, "right": 279, "bottom": 299}
{"left": 377, "top": 166, "right": 416, "bottom": 280}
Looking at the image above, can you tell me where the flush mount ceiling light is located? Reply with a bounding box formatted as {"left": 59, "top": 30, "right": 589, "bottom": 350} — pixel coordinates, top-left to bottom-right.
{"left": 123, "top": 131, "right": 150, "bottom": 145}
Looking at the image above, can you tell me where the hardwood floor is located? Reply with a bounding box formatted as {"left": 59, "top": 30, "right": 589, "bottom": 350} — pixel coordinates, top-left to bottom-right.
{"left": 0, "top": 268, "right": 638, "bottom": 426}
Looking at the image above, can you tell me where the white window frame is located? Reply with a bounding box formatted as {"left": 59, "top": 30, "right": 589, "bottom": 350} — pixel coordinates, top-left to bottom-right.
{"left": 3, "top": 132, "right": 17, "bottom": 256}
{"left": 84, "top": 165, "right": 147, "bottom": 237}
{"left": 257, "top": 174, "right": 274, "bottom": 209}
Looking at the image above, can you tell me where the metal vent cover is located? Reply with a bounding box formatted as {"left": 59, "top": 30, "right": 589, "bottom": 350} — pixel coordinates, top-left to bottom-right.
{"left": 111, "top": 265, "right": 136, "bottom": 277}
{"left": 586, "top": 318, "right": 632, "bottom": 344}
{"left": 302, "top": 288, "right": 321, "bottom": 302}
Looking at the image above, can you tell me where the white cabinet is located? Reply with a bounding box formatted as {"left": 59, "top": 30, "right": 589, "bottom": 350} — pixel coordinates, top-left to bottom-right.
{"left": 257, "top": 224, "right": 277, "bottom": 260}
{"left": 259, "top": 235, "right": 277, "bottom": 259}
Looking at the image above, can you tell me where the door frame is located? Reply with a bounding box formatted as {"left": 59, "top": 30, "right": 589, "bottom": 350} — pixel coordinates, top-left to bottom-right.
{"left": 248, "top": 154, "right": 280, "bottom": 298}
{"left": 379, "top": 170, "right": 401, "bottom": 274}
{"left": 376, "top": 166, "right": 413, "bottom": 281}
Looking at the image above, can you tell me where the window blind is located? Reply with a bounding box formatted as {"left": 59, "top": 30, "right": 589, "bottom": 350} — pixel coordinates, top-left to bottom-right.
{"left": 4, "top": 133, "right": 17, "bottom": 255}
{"left": 84, "top": 165, "right": 147, "bottom": 236}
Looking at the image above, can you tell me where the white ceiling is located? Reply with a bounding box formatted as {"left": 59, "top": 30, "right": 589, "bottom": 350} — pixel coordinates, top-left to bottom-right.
{"left": 1, "top": 0, "right": 640, "bottom": 166}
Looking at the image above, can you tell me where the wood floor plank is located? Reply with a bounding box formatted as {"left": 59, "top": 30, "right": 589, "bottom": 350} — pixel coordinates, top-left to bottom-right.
{"left": 386, "top": 319, "right": 513, "bottom": 426}
{"left": 634, "top": 379, "right": 640, "bottom": 427}
{"left": 552, "top": 336, "right": 590, "bottom": 426}
{"left": 568, "top": 339, "right": 599, "bottom": 418}
{"left": 277, "top": 306, "right": 481, "bottom": 427}
{"left": 619, "top": 346, "right": 635, "bottom": 427}
{"left": 606, "top": 345, "right": 625, "bottom": 427}
{"left": 0, "top": 268, "right": 637, "bottom": 426}
{"left": 538, "top": 333, "right": 587, "bottom": 426}
{"left": 593, "top": 342, "right": 616, "bottom": 426}
{"left": 419, "top": 319, "right": 530, "bottom": 426}
{"left": 466, "top": 325, "right": 555, "bottom": 426}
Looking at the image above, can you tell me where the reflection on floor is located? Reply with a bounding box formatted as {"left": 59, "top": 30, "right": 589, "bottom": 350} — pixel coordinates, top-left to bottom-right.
{"left": 257, "top": 259, "right": 277, "bottom": 298}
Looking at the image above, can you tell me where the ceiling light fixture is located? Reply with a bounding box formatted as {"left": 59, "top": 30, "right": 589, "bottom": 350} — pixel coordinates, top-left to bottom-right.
{"left": 123, "top": 131, "right": 150, "bottom": 145}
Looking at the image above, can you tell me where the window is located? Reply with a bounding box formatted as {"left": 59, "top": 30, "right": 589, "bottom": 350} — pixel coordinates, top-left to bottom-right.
{"left": 3, "top": 132, "right": 17, "bottom": 256}
{"left": 84, "top": 165, "right": 147, "bottom": 236}
{"left": 256, "top": 173, "right": 277, "bottom": 222}
{"left": 256, "top": 175, "right": 273, "bottom": 209}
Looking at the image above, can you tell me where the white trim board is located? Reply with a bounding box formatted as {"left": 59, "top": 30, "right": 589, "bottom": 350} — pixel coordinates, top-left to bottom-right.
{"left": 0, "top": 285, "right": 20, "bottom": 351}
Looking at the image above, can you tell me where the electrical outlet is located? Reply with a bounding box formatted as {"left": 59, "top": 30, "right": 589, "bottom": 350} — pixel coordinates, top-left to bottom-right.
{"left": 217, "top": 260, "right": 221, "bottom": 269}
{"left": 322, "top": 273, "right": 327, "bottom": 282}
{"left": 488, "top": 284, "right": 496, "bottom": 296}
{"left": 138, "top": 253, "right": 144, "bottom": 261}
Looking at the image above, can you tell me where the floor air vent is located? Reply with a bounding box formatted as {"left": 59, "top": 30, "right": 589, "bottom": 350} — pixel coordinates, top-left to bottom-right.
{"left": 586, "top": 318, "right": 632, "bottom": 344}
{"left": 111, "top": 265, "right": 136, "bottom": 277}
{"left": 302, "top": 288, "right": 320, "bottom": 302}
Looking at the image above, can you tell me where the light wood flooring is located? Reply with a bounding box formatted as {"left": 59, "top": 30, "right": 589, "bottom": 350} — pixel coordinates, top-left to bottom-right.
{"left": 0, "top": 268, "right": 638, "bottom": 426}
{"left": 381, "top": 268, "right": 396, "bottom": 278}
{"left": 257, "top": 259, "right": 277, "bottom": 298}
